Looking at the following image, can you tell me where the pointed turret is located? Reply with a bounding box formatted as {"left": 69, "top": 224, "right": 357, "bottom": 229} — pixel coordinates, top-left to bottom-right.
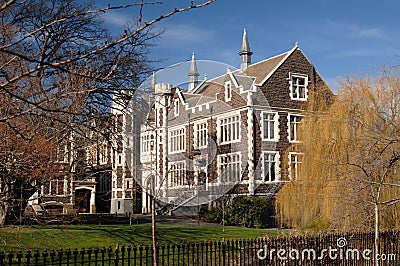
{"left": 188, "top": 52, "right": 199, "bottom": 91}
{"left": 239, "top": 28, "right": 253, "bottom": 71}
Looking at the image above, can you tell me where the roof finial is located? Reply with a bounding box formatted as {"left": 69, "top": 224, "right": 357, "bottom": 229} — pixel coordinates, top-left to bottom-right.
{"left": 239, "top": 28, "right": 253, "bottom": 71}
{"left": 240, "top": 28, "right": 251, "bottom": 54}
{"left": 188, "top": 52, "right": 199, "bottom": 91}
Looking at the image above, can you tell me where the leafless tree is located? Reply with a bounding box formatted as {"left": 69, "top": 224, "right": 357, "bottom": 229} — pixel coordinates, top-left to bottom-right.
{"left": 0, "top": 0, "right": 216, "bottom": 227}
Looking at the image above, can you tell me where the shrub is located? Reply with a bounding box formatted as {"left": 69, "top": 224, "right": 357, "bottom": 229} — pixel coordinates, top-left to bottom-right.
{"left": 225, "top": 196, "right": 272, "bottom": 228}
{"left": 303, "top": 217, "right": 331, "bottom": 231}
{"left": 199, "top": 206, "right": 223, "bottom": 223}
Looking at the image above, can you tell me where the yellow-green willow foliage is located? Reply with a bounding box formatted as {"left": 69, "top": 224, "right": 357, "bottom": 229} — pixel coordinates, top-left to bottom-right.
{"left": 276, "top": 67, "right": 400, "bottom": 231}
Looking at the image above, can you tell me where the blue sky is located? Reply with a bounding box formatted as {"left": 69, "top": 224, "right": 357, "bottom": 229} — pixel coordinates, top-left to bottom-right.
{"left": 96, "top": 0, "right": 400, "bottom": 91}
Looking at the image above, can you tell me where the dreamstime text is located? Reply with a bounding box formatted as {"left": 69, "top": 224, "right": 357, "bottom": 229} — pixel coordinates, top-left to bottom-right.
{"left": 257, "top": 237, "right": 396, "bottom": 262}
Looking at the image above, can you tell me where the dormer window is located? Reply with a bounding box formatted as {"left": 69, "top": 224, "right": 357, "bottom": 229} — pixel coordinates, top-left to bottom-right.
{"left": 174, "top": 99, "right": 179, "bottom": 116}
{"left": 225, "top": 81, "right": 232, "bottom": 102}
{"left": 289, "top": 73, "right": 308, "bottom": 100}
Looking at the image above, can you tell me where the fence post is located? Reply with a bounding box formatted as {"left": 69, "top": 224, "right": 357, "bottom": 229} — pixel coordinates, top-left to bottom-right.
{"left": 107, "top": 246, "right": 113, "bottom": 265}
{"left": 126, "top": 246, "right": 131, "bottom": 266}
{"left": 80, "top": 248, "right": 85, "bottom": 266}
{"left": 65, "top": 248, "right": 71, "bottom": 266}
{"left": 121, "top": 245, "right": 125, "bottom": 265}
{"left": 132, "top": 245, "right": 137, "bottom": 266}
{"left": 42, "top": 249, "right": 48, "bottom": 266}
{"left": 57, "top": 248, "right": 63, "bottom": 266}
{"left": 114, "top": 245, "right": 119, "bottom": 266}
{"left": 94, "top": 247, "right": 99, "bottom": 265}
{"left": 138, "top": 245, "right": 143, "bottom": 266}
{"left": 222, "top": 240, "right": 226, "bottom": 266}
{"left": 144, "top": 245, "right": 149, "bottom": 265}
{"left": 87, "top": 247, "right": 92, "bottom": 265}
{"left": 7, "top": 252, "right": 13, "bottom": 266}
{"left": 101, "top": 247, "right": 106, "bottom": 266}
{"left": 25, "top": 250, "right": 31, "bottom": 266}
{"left": 50, "top": 249, "right": 55, "bottom": 266}
{"left": 73, "top": 248, "right": 78, "bottom": 266}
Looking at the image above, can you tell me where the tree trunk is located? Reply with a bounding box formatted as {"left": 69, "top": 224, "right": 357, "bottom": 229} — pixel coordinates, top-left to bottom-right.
{"left": 151, "top": 196, "right": 158, "bottom": 266}
{"left": 0, "top": 180, "right": 36, "bottom": 226}
{"left": 374, "top": 203, "right": 379, "bottom": 266}
{"left": 0, "top": 201, "right": 7, "bottom": 227}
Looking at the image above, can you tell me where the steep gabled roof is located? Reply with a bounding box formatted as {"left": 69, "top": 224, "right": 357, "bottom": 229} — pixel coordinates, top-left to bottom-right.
{"left": 169, "top": 43, "right": 314, "bottom": 108}
{"left": 243, "top": 52, "right": 288, "bottom": 85}
{"left": 242, "top": 45, "right": 297, "bottom": 86}
{"left": 195, "top": 76, "right": 225, "bottom": 98}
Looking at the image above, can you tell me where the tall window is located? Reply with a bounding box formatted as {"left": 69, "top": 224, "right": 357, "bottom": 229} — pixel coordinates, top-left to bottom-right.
{"left": 170, "top": 161, "right": 186, "bottom": 187}
{"left": 219, "top": 114, "right": 240, "bottom": 143}
{"left": 194, "top": 122, "right": 207, "bottom": 148}
{"left": 225, "top": 81, "right": 232, "bottom": 101}
{"left": 289, "top": 152, "right": 303, "bottom": 180}
{"left": 218, "top": 153, "right": 241, "bottom": 183}
{"left": 290, "top": 73, "right": 308, "bottom": 100}
{"left": 170, "top": 127, "right": 185, "bottom": 153}
{"left": 174, "top": 99, "right": 179, "bottom": 116}
{"left": 262, "top": 112, "right": 278, "bottom": 141}
{"left": 288, "top": 114, "right": 302, "bottom": 142}
{"left": 141, "top": 132, "right": 154, "bottom": 153}
{"left": 57, "top": 145, "right": 67, "bottom": 163}
{"left": 263, "top": 152, "right": 279, "bottom": 182}
{"left": 100, "top": 143, "right": 107, "bottom": 164}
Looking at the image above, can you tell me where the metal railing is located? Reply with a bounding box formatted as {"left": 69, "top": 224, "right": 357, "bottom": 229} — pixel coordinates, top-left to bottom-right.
{"left": 1, "top": 231, "right": 399, "bottom": 265}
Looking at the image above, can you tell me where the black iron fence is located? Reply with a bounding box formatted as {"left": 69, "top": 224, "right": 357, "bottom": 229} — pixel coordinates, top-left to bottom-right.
{"left": 1, "top": 231, "right": 400, "bottom": 265}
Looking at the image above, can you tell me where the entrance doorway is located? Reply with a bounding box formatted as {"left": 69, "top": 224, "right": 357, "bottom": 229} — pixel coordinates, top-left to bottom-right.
{"left": 75, "top": 189, "right": 91, "bottom": 213}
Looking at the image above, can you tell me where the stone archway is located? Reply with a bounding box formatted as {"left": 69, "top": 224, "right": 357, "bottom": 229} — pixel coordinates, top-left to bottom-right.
{"left": 142, "top": 175, "right": 155, "bottom": 214}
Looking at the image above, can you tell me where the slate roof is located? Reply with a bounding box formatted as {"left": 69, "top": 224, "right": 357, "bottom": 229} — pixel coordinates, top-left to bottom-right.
{"left": 243, "top": 52, "right": 289, "bottom": 84}
{"left": 177, "top": 46, "right": 295, "bottom": 108}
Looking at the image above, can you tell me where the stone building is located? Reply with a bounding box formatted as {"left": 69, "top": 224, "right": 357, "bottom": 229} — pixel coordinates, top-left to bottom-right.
{"left": 32, "top": 121, "right": 113, "bottom": 216}
{"left": 31, "top": 28, "right": 334, "bottom": 217}
{"left": 140, "top": 29, "right": 334, "bottom": 215}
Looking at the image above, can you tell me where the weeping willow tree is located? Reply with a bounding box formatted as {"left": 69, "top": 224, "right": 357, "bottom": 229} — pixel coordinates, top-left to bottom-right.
{"left": 277, "top": 66, "right": 400, "bottom": 232}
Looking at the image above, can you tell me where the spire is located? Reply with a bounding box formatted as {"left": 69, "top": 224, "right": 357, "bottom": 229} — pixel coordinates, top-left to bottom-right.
{"left": 188, "top": 52, "right": 199, "bottom": 91}
{"left": 239, "top": 28, "right": 253, "bottom": 71}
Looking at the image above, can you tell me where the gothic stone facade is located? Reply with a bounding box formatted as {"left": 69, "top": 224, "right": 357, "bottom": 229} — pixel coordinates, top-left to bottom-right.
{"left": 140, "top": 43, "right": 334, "bottom": 214}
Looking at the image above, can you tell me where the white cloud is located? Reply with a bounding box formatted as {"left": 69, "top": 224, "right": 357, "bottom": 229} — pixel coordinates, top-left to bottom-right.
{"left": 326, "top": 46, "right": 399, "bottom": 60}
{"left": 322, "top": 20, "right": 386, "bottom": 39}
{"left": 158, "top": 23, "right": 217, "bottom": 45}
{"left": 101, "top": 11, "right": 132, "bottom": 28}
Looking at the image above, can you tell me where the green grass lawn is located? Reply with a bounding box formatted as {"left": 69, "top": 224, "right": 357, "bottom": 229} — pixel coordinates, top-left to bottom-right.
{"left": 0, "top": 224, "right": 287, "bottom": 251}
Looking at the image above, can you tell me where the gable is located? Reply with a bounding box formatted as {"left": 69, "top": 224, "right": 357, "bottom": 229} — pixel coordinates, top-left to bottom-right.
{"left": 259, "top": 47, "right": 332, "bottom": 110}
{"left": 244, "top": 52, "right": 289, "bottom": 85}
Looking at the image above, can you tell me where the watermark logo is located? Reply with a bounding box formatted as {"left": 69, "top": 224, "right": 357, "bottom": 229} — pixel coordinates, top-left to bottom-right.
{"left": 257, "top": 237, "right": 396, "bottom": 262}
{"left": 336, "top": 237, "right": 347, "bottom": 248}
